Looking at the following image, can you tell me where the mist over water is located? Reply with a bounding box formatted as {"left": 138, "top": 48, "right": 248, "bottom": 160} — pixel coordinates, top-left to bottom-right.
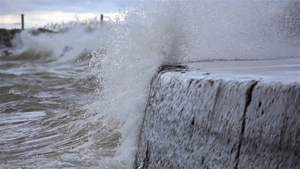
{"left": 0, "top": 1, "right": 299, "bottom": 168}
{"left": 90, "top": 1, "right": 299, "bottom": 165}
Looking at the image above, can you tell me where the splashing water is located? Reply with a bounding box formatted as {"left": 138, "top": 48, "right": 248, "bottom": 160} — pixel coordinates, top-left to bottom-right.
{"left": 88, "top": 1, "right": 299, "bottom": 167}
{"left": 0, "top": 0, "right": 299, "bottom": 168}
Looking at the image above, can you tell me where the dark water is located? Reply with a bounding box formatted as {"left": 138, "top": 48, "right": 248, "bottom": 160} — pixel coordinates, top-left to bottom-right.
{"left": 0, "top": 1, "right": 299, "bottom": 168}
{"left": 0, "top": 53, "right": 122, "bottom": 168}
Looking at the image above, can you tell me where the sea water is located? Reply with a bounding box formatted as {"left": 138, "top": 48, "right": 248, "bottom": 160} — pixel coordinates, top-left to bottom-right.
{"left": 0, "top": 1, "right": 299, "bottom": 168}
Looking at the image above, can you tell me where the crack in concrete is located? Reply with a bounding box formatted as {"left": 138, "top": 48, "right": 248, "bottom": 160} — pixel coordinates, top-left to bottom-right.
{"left": 234, "top": 81, "right": 258, "bottom": 169}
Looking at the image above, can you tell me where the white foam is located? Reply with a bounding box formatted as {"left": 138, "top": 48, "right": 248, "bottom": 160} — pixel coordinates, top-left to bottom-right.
{"left": 0, "top": 111, "right": 46, "bottom": 125}
{"left": 87, "top": 1, "right": 299, "bottom": 167}
{"left": 3, "top": 0, "right": 299, "bottom": 168}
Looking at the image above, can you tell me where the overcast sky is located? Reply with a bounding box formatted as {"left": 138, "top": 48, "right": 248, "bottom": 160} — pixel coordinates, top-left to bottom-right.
{"left": 0, "top": 0, "right": 138, "bottom": 29}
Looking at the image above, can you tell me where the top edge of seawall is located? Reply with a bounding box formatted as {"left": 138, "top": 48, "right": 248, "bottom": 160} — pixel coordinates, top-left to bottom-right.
{"left": 158, "top": 57, "right": 300, "bottom": 84}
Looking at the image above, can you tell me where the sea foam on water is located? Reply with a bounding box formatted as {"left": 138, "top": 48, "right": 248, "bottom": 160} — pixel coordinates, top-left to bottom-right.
{"left": 1, "top": 0, "right": 299, "bottom": 168}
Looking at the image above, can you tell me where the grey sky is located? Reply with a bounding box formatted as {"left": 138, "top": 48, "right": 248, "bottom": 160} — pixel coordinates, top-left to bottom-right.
{"left": 0, "top": 0, "right": 137, "bottom": 28}
{"left": 1, "top": 0, "right": 131, "bottom": 15}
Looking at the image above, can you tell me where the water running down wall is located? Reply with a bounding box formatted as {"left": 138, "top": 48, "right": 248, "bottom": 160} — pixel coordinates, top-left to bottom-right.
{"left": 136, "top": 64, "right": 300, "bottom": 169}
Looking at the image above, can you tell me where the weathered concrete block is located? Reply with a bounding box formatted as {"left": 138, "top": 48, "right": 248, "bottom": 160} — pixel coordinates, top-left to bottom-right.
{"left": 135, "top": 68, "right": 300, "bottom": 169}
{"left": 136, "top": 71, "right": 258, "bottom": 168}
{"left": 238, "top": 82, "right": 300, "bottom": 169}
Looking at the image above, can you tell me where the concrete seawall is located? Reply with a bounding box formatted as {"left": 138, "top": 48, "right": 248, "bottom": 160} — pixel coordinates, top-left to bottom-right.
{"left": 135, "top": 59, "right": 300, "bottom": 169}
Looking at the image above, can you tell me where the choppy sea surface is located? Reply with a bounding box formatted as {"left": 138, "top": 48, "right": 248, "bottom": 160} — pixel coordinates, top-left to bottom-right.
{"left": 0, "top": 53, "right": 114, "bottom": 167}
{"left": 0, "top": 1, "right": 299, "bottom": 168}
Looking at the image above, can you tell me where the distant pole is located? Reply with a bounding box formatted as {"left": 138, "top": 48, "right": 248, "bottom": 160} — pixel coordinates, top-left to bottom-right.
{"left": 21, "top": 14, "right": 24, "bottom": 30}
{"left": 101, "top": 14, "right": 104, "bottom": 22}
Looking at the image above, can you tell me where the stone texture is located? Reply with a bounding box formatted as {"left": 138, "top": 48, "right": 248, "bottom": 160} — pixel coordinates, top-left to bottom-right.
{"left": 135, "top": 69, "right": 300, "bottom": 169}
{"left": 238, "top": 82, "right": 300, "bottom": 169}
